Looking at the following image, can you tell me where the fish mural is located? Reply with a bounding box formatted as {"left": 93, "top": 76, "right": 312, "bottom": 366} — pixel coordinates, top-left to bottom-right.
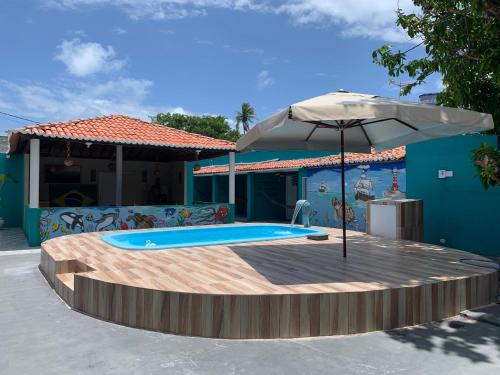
{"left": 40, "top": 203, "right": 231, "bottom": 241}
{"left": 59, "top": 212, "right": 84, "bottom": 231}
{"left": 165, "top": 208, "right": 176, "bottom": 217}
{"left": 307, "top": 161, "right": 406, "bottom": 232}
{"left": 94, "top": 213, "right": 119, "bottom": 231}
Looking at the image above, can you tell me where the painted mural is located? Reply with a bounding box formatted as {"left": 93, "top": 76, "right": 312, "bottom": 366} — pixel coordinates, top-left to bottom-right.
{"left": 39, "top": 203, "right": 231, "bottom": 241}
{"left": 307, "top": 162, "right": 406, "bottom": 232}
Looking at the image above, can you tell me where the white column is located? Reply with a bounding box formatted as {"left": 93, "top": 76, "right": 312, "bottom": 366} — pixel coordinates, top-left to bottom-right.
{"left": 184, "top": 161, "right": 192, "bottom": 205}
{"left": 228, "top": 152, "right": 235, "bottom": 205}
{"left": 116, "top": 145, "right": 123, "bottom": 206}
{"left": 29, "top": 138, "right": 40, "bottom": 208}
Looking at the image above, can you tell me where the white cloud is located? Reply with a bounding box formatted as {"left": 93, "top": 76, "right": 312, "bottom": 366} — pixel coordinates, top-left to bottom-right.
{"left": 436, "top": 77, "right": 445, "bottom": 91}
{"left": 257, "top": 70, "right": 274, "bottom": 88}
{"left": 277, "top": 0, "right": 418, "bottom": 42}
{"left": 43, "top": 0, "right": 264, "bottom": 20}
{"left": 42, "top": 0, "right": 419, "bottom": 42}
{"left": 0, "top": 78, "right": 187, "bottom": 123}
{"left": 113, "top": 27, "right": 128, "bottom": 35}
{"left": 195, "top": 38, "right": 214, "bottom": 46}
{"left": 241, "top": 48, "right": 264, "bottom": 55}
{"left": 55, "top": 38, "right": 125, "bottom": 77}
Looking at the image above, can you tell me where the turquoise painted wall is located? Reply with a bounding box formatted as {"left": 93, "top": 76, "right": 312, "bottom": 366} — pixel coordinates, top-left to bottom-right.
{"left": 204, "top": 171, "right": 295, "bottom": 222}
{"left": 215, "top": 175, "right": 229, "bottom": 203}
{"left": 0, "top": 153, "right": 24, "bottom": 228}
{"left": 193, "top": 176, "right": 212, "bottom": 202}
{"left": 23, "top": 206, "right": 41, "bottom": 246}
{"left": 406, "top": 135, "right": 500, "bottom": 257}
{"left": 252, "top": 173, "right": 286, "bottom": 221}
{"left": 235, "top": 174, "right": 247, "bottom": 217}
{"left": 246, "top": 173, "right": 255, "bottom": 221}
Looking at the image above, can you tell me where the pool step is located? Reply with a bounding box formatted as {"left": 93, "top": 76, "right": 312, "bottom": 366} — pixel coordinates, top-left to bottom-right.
{"left": 307, "top": 233, "right": 329, "bottom": 241}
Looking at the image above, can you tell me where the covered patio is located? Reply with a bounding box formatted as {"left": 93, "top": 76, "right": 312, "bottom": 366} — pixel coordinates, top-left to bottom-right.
{"left": 5, "top": 115, "right": 237, "bottom": 245}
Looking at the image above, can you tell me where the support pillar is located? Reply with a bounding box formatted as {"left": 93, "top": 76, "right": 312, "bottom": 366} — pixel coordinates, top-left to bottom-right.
{"left": 228, "top": 152, "right": 235, "bottom": 205}
{"left": 116, "top": 145, "right": 123, "bottom": 206}
{"left": 29, "top": 138, "right": 40, "bottom": 208}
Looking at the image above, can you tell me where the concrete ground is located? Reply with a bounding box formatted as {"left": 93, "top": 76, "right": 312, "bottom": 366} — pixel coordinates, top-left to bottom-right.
{"left": 0, "top": 227, "right": 38, "bottom": 252}
{"left": 1, "top": 243, "right": 499, "bottom": 374}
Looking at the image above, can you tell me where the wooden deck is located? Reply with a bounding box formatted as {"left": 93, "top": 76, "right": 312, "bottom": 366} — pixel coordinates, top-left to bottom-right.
{"left": 40, "top": 225, "right": 498, "bottom": 339}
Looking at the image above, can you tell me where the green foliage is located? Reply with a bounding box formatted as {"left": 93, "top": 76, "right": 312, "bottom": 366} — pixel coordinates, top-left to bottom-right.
{"left": 372, "top": 0, "right": 500, "bottom": 133}
{"left": 471, "top": 143, "right": 500, "bottom": 188}
{"left": 235, "top": 103, "right": 256, "bottom": 133}
{"left": 151, "top": 113, "right": 240, "bottom": 142}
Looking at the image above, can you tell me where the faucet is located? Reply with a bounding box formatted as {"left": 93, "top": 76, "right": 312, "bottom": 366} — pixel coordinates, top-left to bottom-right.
{"left": 291, "top": 200, "right": 311, "bottom": 228}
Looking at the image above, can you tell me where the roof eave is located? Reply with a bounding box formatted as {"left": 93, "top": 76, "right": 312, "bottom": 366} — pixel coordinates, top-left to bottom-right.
{"left": 195, "top": 156, "right": 405, "bottom": 175}
{"left": 10, "top": 131, "right": 236, "bottom": 152}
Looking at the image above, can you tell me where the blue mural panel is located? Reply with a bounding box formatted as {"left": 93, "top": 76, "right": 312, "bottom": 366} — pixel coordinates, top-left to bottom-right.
{"left": 40, "top": 203, "right": 231, "bottom": 242}
{"left": 306, "top": 162, "right": 406, "bottom": 232}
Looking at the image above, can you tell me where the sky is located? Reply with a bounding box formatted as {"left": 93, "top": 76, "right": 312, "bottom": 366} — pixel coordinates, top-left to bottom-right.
{"left": 0, "top": 0, "right": 442, "bottom": 134}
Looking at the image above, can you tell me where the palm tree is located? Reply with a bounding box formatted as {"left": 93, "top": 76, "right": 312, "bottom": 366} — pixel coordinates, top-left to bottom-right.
{"left": 235, "top": 103, "right": 256, "bottom": 134}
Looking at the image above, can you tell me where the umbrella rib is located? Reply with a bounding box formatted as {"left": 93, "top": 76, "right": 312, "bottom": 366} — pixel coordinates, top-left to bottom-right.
{"left": 359, "top": 124, "right": 373, "bottom": 147}
{"left": 360, "top": 117, "right": 418, "bottom": 131}
{"left": 304, "top": 120, "right": 340, "bottom": 129}
{"left": 305, "top": 124, "right": 318, "bottom": 141}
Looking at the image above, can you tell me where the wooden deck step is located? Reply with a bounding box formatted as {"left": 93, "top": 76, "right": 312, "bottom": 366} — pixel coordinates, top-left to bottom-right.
{"left": 40, "top": 226, "right": 498, "bottom": 339}
{"left": 55, "top": 273, "right": 75, "bottom": 306}
{"left": 56, "top": 273, "right": 75, "bottom": 290}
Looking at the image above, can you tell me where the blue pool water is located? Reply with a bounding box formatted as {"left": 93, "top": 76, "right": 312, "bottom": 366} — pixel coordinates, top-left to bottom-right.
{"left": 101, "top": 224, "right": 327, "bottom": 250}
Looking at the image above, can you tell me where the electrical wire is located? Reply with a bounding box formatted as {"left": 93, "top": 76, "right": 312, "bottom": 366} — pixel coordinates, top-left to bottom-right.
{"left": 0, "top": 110, "right": 40, "bottom": 124}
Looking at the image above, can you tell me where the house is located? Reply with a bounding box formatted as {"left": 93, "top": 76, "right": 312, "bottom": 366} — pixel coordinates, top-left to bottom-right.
{"left": 1, "top": 115, "right": 237, "bottom": 245}
{"left": 194, "top": 147, "right": 406, "bottom": 232}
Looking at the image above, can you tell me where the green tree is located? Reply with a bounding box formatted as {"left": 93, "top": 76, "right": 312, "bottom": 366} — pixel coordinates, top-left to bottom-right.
{"left": 235, "top": 103, "right": 256, "bottom": 133}
{"left": 372, "top": 0, "right": 499, "bottom": 132}
{"left": 151, "top": 113, "right": 240, "bottom": 142}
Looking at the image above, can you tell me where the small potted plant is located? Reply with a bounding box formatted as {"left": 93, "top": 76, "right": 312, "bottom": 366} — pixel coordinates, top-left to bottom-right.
{"left": 472, "top": 144, "right": 500, "bottom": 189}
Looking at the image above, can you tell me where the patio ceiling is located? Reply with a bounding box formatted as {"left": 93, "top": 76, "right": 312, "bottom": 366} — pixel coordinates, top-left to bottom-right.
{"left": 34, "top": 139, "right": 226, "bottom": 162}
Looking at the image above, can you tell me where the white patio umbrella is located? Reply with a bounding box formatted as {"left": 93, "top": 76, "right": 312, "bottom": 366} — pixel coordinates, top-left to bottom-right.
{"left": 236, "top": 91, "right": 494, "bottom": 257}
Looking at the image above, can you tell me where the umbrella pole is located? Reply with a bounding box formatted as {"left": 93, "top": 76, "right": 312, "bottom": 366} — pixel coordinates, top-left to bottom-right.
{"left": 340, "top": 129, "right": 347, "bottom": 258}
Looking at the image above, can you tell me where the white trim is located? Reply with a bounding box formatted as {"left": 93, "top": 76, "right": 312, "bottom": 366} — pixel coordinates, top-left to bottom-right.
{"left": 28, "top": 138, "right": 40, "bottom": 208}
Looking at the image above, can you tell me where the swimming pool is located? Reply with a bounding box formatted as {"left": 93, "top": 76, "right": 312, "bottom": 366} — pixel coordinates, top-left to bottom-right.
{"left": 101, "top": 224, "right": 327, "bottom": 250}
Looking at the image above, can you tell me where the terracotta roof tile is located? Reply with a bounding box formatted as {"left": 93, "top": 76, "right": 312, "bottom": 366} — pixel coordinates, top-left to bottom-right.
{"left": 195, "top": 147, "right": 405, "bottom": 175}
{"left": 11, "top": 114, "right": 235, "bottom": 151}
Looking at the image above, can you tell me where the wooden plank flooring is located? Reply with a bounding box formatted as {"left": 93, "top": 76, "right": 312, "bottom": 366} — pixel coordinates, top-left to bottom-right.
{"left": 40, "top": 225, "right": 498, "bottom": 339}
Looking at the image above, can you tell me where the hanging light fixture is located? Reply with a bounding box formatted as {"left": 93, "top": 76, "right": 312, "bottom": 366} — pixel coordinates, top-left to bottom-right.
{"left": 63, "top": 141, "right": 74, "bottom": 167}
{"left": 193, "top": 150, "right": 201, "bottom": 171}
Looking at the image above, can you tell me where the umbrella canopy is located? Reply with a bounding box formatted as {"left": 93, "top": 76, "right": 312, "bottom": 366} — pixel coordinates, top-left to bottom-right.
{"left": 236, "top": 91, "right": 494, "bottom": 258}
{"left": 236, "top": 91, "right": 494, "bottom": 153}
